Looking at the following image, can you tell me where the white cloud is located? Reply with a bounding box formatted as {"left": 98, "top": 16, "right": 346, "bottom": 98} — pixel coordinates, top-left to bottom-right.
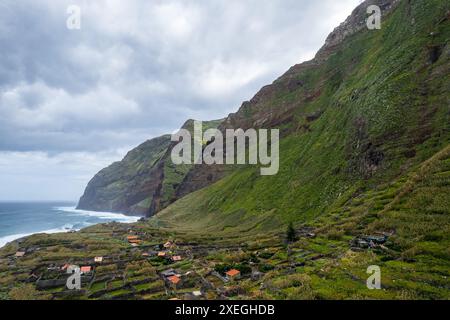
{"left": 1, "top": 82, "right": 140, "bottom": 130}
{"left": 194, "top": 59, "right": 270, "bottom": 98}
{"left": 0, "top": 150, "right": 123, "bottom": 201}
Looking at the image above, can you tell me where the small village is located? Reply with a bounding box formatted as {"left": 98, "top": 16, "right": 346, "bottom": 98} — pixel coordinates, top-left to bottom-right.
{"left": 1, "top": 217, "right": 438, "bottom": 301}
{"left": 0, "top": 222, "right": 293, "bottom": 300}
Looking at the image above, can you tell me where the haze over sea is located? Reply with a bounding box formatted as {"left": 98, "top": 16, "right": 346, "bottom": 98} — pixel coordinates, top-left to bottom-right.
{"left": 0, "top": 202, "right": 141, "bottom": 248}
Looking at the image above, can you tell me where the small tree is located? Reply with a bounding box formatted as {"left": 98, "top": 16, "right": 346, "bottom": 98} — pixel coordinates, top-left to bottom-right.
{"left": 286, "top": 222, "right": 297, "bottom": 243}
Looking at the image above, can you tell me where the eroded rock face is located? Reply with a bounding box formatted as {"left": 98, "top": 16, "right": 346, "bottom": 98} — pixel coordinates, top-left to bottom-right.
{"left": 218, "top": 0, "right": 401, "bottom": 135}
{"left": 77, "top": 135, "right": 172, "bottom": 216}
{"left": 77, "top": 119, "right": 225, "bottom": 217}
{"left": 166, "top": 0, "right": 412, "bottom": 204}
{"left": 316, "top": 0, "right": 401, "bottom": 61}
{"left": 175, "top": 164, "right": 231, "bottom": 199}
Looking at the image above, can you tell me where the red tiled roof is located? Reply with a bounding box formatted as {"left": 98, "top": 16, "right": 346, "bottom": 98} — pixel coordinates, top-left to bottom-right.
{"left": 226, "top": 269, "right": 241, "bottom": 277}
{"left": 80, "top": 266, "right": 91, "bottom": 273}
{"left": 61, "top": 264, "right": 70, "bottom": 270}
{"left": 168, "top": 275, "right": 181, "bottom": 284}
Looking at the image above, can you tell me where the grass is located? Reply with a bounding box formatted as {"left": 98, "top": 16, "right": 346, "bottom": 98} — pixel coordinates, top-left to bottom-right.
{"left": 153, "top": 0, "right": 449, "bottom": 238}
{"left": 0, "top": 0, "right": 449, "bottom": 301}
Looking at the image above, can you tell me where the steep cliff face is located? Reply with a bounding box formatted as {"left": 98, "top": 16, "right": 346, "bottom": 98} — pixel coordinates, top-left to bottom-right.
{"left": 221, "top": 0, "right": 403, "bottom": 132}
{"left": 155, "top": 0, "right": 449, "bottom": 231}
{"left": 79, "top": 0, "right": 449, "bottom": 220}
{"left": 77, "top": 135, "right": 172, "bottom": 216}
{"left": 77, "top": 119, "right": 224, "bottom": 216}
{"left": 5, "top": 0, "right": 448, "bottom": 301}
{"left": 176, "top": 0, "right": 406, "bottom": 192}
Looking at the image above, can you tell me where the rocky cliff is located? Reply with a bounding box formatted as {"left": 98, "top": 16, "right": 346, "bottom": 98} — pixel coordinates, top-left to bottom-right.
{"left": 155, "top": 0, "right": 449, "bottom": 231}
{"left": 4, "top": 0, "right": 448, "bottom": 301}
{"left": 78, "top": 0, "right": 449, "bottom": 219}
{"left": 77, "top": 119, "right": 224, "bottom": 216}
{"left": 175, "top": 0, "right": 407, "bottom": 192}
{"left": 77, "top": 135, "right": 172, "bottom": 216}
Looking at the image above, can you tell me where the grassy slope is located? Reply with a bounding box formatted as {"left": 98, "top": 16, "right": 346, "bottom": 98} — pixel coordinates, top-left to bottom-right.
{"left": 299, "top": 145, "right": 450, "bottom": 299}
{"left": 1, "top": 0, "right": 448, "bottom": 300}
{"left": 154, "top": 0, "right": 449, "bottom": 235}
{"left": 149, "top": 0, "right": 450, "bottom": 299}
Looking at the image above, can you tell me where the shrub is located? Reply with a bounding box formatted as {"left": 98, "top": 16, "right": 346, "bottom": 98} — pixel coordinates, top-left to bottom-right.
{"left": 287, "top": 223, "right": 297, "bottom": 243}
{"left": 259, "top": 252, "right": 274, "bottom": 259}
{"left": 214, "top": 264, "right": 231, "bottom": 274}
{"left": 258, "top": 264, "right": 275, "bottom": 272}
{"left": 234, "top": 264, "right": 252, "bottom": 275}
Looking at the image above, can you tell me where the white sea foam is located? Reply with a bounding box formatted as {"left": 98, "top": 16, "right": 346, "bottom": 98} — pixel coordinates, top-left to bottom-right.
{"left": 55, "top": 206, "right": 141, "bottom": 223}
{"left": 0, "top": 226, "right": 73, "bottom": 249}
{"left": 0, "top": 233, "right": 34, "bottom": 248}
{"left": 0, "top": 208, "right": 141, "bottom": 248}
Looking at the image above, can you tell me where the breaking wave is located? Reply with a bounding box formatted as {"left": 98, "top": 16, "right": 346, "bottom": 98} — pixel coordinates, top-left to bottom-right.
{"left": 54, "top": 207, "right": 141, "bottom": 223}
{"left": 0, "top": 225, "right": 73, "bottom": 248}
{"left": 0, "top": 207, "right": 141, "bottom": 248}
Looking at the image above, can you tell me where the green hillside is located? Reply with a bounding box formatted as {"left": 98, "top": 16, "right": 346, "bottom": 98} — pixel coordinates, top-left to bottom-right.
{"left": 154, "top": 0, "right": 449, "bottom": 234}
{"left": 0, "top": 0, "right": 448, "bottom": 300}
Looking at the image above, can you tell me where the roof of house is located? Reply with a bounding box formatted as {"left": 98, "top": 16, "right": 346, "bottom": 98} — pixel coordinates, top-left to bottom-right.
{"left": 164, "top": 241, "right": 173, "bottom": 248}
{"left": 192, "top": 291, "right": 202, "bottom": 296}
{"left": 158, "top": 251, "right": 167, "bottom": 257}
{"left": 172, "top": 255, "right": 182, "bottom": 261}
{"left": 226, "top": 269, "right": 241, "bottom": 277}
{"left": 161, "top": 269, "right": 176, "bottom": 277}
{"left": 127, "top": 235, "right": 139, "bottom": 240}
{"left": 15, "top": 251, "right": 25, "bottom": 257}
{"left": 61, "top": 263, "right": 70, "bottom": 270}
{"left": 80, "top": 266, "right": 92, "bottom": 273}
{"left": 128, "top": 239, "right": 142, "bottom": 244}
{"left": 168, "top": 275, "right": 181, "bottom": 284}
{"left": 94, "top": 257, "right": 103, "bottom": 262}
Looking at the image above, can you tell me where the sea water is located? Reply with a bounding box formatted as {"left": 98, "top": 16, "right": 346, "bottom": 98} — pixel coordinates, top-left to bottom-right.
{"left": 0, "top": 201, "right": 141, "bottom": 248}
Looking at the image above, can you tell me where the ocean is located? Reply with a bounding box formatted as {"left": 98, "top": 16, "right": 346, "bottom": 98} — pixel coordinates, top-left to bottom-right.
{"left": 0, "top": 202, "right": 141, "bottom": 248}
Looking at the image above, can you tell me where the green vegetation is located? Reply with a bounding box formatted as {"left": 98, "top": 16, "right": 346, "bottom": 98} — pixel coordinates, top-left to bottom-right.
{"left": 287, "top": 222, "right": 297, "bottom": 243}
{"left": 154, "top": 0, "right": 449, "bottom": 236}
{"left": 9, "top": 284, "right": 52, "bottom": 300}
{"left": 0, "top": 0, "right": 448, "bottom": 300}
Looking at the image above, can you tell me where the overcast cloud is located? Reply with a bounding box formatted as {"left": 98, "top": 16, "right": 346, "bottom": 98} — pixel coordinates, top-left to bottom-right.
{"left": 0, "top": 0, "right": 361, "bottom": 201}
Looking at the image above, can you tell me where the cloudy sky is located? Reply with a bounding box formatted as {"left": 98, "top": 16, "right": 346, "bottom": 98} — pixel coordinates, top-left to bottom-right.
{"left": 0, "top": 0, "right": 361, "bottom": 201}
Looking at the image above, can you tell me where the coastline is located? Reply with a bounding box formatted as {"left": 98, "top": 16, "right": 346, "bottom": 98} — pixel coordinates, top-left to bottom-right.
{"left": 0, "top": 206, "right": 142, "bottom": 249}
